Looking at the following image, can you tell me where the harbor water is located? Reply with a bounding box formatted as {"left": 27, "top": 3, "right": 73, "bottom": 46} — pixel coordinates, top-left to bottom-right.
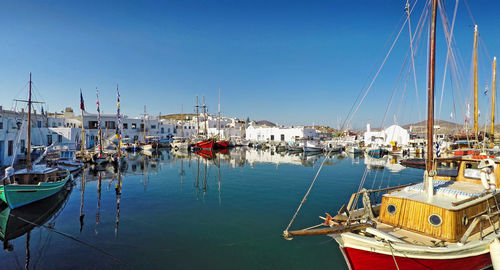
{"left": 0, "top": 148, "right": 422, "bottom": 269}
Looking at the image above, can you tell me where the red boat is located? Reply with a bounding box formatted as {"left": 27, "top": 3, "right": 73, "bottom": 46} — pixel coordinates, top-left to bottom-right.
{"left": 192, "top": 139, "right": 214, "bottom": 149}
{"left": 214, "top": 140, "right": 229, "bottom": 149}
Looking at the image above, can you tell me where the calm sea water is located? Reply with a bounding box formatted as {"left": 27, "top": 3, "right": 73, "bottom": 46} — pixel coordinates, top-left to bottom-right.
{"left": 0, "top": 148, "right": 422, "bottom": 269}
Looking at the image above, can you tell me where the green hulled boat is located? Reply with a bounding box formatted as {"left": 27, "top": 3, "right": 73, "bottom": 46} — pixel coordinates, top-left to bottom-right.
{"left": 0, "top": 165, "right": 72, "bottom": 209}
{"left": 0, "top": 73, "right": 73, "bottom": 209}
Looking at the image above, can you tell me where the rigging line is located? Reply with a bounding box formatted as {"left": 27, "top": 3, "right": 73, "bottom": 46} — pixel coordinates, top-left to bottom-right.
{"left": 463, "top": 0, "right": 476, "bottom": 26}
{"left": 380, "top": 48, "right": 411, "bottom": 129}
{"left": 283, "top": 145, "right": 349, "bottom": 233}
{"left": 437, "top": 0, "right": 459, "bottom": 121}
{"left": 407, "top": 0, "right": 423, "bottom": 122}
{"left": 341, "top": 7, "right": 413, "bottom": 130}
{"left": 345, "top": 15, "right": 410, "bottom": 128}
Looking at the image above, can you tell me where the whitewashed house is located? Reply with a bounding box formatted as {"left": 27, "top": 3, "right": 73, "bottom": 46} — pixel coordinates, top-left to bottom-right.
{"left": 246, "top": 124, "right": 317, "bottom": 143}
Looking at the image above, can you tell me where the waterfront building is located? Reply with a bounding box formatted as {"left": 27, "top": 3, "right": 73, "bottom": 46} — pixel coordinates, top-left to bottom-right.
{"left": 363, "top": 123, "right": 410, "bottom": 146}
{"left": 245, "top": 124, "right": 317, "bottom": 143}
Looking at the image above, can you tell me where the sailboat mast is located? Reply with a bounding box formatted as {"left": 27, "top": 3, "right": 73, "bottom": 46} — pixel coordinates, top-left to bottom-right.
{"left": 96, "top": 89, "right": 103, "bottom": 157}
{"left": 143, "top": 105, "right": 147, "bottom": 143}
{"left": 203, "top": 96, "right": 208, "bottom": 137}
{"left": 473, "top": 25, "right": 479, "bottom": 135}
{"left": 27, "top": 73, "right": 32, "bottom": 170}
{"left": 181, "top": 104, "right": 184, "bottom": 138}
{"left": 218, "top": 88, "right": 221, "bottom": 138}
{"left": 491, "top": 57, "right": 497, "bottom": 137}
{"left": 116, "top": 85, "right": 122, "bottom": 158}
{"left": 426, "top": 0, "right": 438, "bottom": 172}
{"left": 80, "top": 89, "right": 86, "bottom": 153}
{"left": 196, "top": 96, "right": 200, "bottom": 139}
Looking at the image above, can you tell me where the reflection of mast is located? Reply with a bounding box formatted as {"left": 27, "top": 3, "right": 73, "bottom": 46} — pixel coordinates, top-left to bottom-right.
{"left": 143, "top": 155, "right": 147, "bottom": 191}
{"left": 115, "top": 171, "right": 122, "bottom": 238}
{"left": 218, "top": 153, "right": 221, "bottom": 205}
{"left": 80, "top": 168, "right": 86, "bottom": 232}
{"left": 203, "top": 158, "right": 208, "bottom": 200}
{"left": 95, "top": 171, "right": 102, "bottom": 234}
{"left": 25, "top": 231, "right": 30, "bottom": 270}
{"left": 195, "top": 155, "right": 200, "bottom": 200}
{"left": 180, "top": 159, "right": 185, "bottom": 191}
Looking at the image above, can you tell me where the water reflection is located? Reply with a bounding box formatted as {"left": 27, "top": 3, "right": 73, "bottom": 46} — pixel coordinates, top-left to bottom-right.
{"left": 0, "top": 181, "right": 72, "bottom": 269}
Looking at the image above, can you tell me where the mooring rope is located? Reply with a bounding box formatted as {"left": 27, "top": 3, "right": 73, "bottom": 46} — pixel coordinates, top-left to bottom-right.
{"left": 8, "top": 213, "right": 135, "bottom": 270}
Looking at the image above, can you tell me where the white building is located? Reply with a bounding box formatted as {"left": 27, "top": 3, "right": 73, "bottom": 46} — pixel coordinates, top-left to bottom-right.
{"left": 363, "top": 123, "right": 410, "bottom": 146}
{"left": 245, "top": 124, "right": 317, "bottom": 143}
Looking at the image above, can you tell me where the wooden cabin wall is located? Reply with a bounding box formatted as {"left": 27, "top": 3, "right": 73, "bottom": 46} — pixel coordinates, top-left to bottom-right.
{"left": 379, "top": 195, "right": 500, "bottom": 242}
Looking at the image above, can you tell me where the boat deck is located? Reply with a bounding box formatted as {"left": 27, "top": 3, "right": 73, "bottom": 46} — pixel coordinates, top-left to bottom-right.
{"left": 387, "top": 180, "right": 489, "bottom": 210}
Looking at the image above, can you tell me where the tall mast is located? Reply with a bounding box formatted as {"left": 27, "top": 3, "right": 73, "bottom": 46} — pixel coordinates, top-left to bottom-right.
{"left": 203, "top": 96, "right": 208, "bottom": 137}
{"left": 96, "top": 89, "right": 103, "bottom": 157}
{"left": 80, "top": 89, "right": 86, "bottom": 153}
{"left": 473, "top": 25, "right": 479, "bottom": 135}
{"left": 181, "top": 104, "right": 184, "bottom": 137}
{"left": 116, "top": 85, "right": 122, "bottom": 159}
{"left": 492, "top": 57, "right": 497, "bottom": 140}
{"left": 218, "top": 88, "right": 221, "bottom": 138}
{"left": 27, "top": 73, "right": 32, "bottom": 170}
{"left": 196, "top": 96, "right": 200, "bottom": 139}
{"left": 426, "top": 0, "right": 438, "bottom": 172}
{"left": 143, "top": 105, "right": 147, "bottom": 143}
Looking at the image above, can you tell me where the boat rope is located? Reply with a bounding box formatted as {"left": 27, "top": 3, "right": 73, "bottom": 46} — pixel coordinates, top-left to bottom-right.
{"left": 283, "top": 148, "right": 339, "bottom": 235}
{"left": 388, "top": 241, "right": 401, "bottom": 270}
{"left": 437, "top": 0, "right": 459, "bottom": 121}
{"left": 8, "top": 213, "right": 136, "bottom": 269}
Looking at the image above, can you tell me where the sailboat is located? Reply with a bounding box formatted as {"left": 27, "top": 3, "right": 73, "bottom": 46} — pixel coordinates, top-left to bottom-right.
{"left": 0, "top": 74, "right": 72, "bottom": 209}
{"left": 214, "top": 89, "right": 229, "bottom": 149}
{"left": 283, "top": 2, "right": 500, "bottom": 269}
{"left": 192, "top": 96, "right": 215, "bottom": 150}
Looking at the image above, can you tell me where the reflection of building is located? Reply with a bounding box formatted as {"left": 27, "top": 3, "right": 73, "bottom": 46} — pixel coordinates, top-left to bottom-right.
{"left": 364, "top": 155, "right": 405, "bottom": 172}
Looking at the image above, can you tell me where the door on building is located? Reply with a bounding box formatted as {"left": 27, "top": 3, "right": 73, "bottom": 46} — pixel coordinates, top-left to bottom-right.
{"left": 0, "top": 141, "right": 3, "bottom": 165}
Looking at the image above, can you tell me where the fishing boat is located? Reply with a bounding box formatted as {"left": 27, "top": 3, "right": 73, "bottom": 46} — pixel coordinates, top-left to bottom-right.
{"left": 283, "top": 2, "right": 500, "bottom": 269}
{"left": 0, "top": 74, "right": 72, "bottom": 209}
{"left": 192, "top": 96, "right": 215, "bottom": 150}
{"left": 171, "top": 137, "right": 191, "bottom": 151}
{"left": 303, "top": 141, "right": 324, "bottom": 152}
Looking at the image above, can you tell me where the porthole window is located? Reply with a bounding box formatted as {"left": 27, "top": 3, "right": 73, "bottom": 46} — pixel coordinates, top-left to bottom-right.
{"left": 428, "top": 214, "right": 442, "bottom": 226}
{"left": 462, "top": 215, "right": 469, "bottom": 226}
{"left": 387, "top": 204, "right": 397, "bottom": 215}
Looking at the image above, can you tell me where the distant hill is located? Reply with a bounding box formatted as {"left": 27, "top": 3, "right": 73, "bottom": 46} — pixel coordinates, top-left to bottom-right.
{"left": 255, "top": 120, "right": 276, "bottom": 127}
{"left": 402, "top": 119, "right": 460, "bottom": 129}
{"left": 160, "top": 113, "right": 197, "bottom": 120}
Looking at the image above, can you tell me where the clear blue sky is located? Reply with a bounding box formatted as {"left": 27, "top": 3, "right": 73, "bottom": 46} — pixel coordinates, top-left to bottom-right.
{"left": 1, "top": 0, "right": 499, "bottom": 129}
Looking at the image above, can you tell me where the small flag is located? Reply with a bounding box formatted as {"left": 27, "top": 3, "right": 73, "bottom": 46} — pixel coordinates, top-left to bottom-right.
{"left": 41, "top": 106, "right": 44, "bottom": 115}
{"left": 80, "top": 89, "right": 85, "bottom": 111}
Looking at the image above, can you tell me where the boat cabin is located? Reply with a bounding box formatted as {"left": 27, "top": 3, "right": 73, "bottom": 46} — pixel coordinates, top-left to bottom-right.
{"left": 377, "top": 156, "right": 500, "bottom": 242}
{"left": 8, "top": 166, "right": 67, "bottom": 185}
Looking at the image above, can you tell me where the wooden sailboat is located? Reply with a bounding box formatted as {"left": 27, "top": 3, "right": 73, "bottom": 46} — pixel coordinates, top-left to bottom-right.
{"left": 192, "top": 96, "right": 215, "bottom": 150}
{"left": 214, "top": 89, "right": 229, "bottom": 149}
{"left": 283, "top": 2, "right": 500, "bottom": 269}
{"left": 0, "top": 74, "right": 72, "bottom": 209}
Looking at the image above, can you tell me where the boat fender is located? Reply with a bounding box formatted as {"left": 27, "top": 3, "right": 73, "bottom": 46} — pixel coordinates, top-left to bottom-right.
{"left": 4, "top": 166, "right": 14, "bottom": 184}
{"left": 479, "top": 159, "right": 497, "bottom": 191}
{"left": 490, "top": 238, "right": 500, "bottom": 270}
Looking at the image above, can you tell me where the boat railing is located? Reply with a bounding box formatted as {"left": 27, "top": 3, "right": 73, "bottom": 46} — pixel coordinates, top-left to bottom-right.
{"left": 460, "top": 210, "right": 500, "bottom": 244}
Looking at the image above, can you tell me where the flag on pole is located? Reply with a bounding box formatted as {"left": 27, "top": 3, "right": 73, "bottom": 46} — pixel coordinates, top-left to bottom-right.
{"left": 80, "top": 89, "right": 85, "bottom": 111}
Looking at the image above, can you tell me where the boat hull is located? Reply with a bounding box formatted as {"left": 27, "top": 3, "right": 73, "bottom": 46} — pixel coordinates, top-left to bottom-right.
{"left": 214, "top": 140, "right": 229, "bottom": 149}
{"left": 193, "top": 139, "right": 214, "bottom": 149}
{"left": 341, "top": 247, "right": 491, "bottom": 270}
{"left": 0, "top": 172, "right": 72, "bottom": 209}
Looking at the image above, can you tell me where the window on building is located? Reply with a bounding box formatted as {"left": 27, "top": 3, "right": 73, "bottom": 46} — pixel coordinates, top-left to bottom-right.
{"left": 47, "top": 135, "right": 53, "bottom": 145}
{"left": 151, "top": 125, "right": 156, "bottom": 129}
{"left": 105, "top": 121, "right": 116, "bottom": 129}
{"left": 161, "top": 127, "right": 164, "bottom": 134}
{"left": 132, "top": 123, "right": 137, "bottom": 129}
{"left": 58, "top": 134, "right": 63, "bottom": 143}
{"left": 0, "top": 121, "right": 3, "bottom": 129}
{"left": 88, "top": 121, "right": 98, "bottom": 129}
{"left": 281, "top": 134, "right": 285, "bottom": 141}
{"left": 270, "top": 135, "right": 275, "bottom": 141}
{"left": 123, "top": 123, "right": 128, "bottom": 129}
{"left": 140, "top": 123, "right": 145, "bottom": 131}
{"left": 36, "top": 120, "right": 41, "bottom": 128}
{"left": 20, "top": 139, "right": 25, "bottom": 153}
{"left": 168, "top": 128, "right": 171, "bottom": 133}
{"left": 8, "top": 140, "right": 13, "bottom": 156}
